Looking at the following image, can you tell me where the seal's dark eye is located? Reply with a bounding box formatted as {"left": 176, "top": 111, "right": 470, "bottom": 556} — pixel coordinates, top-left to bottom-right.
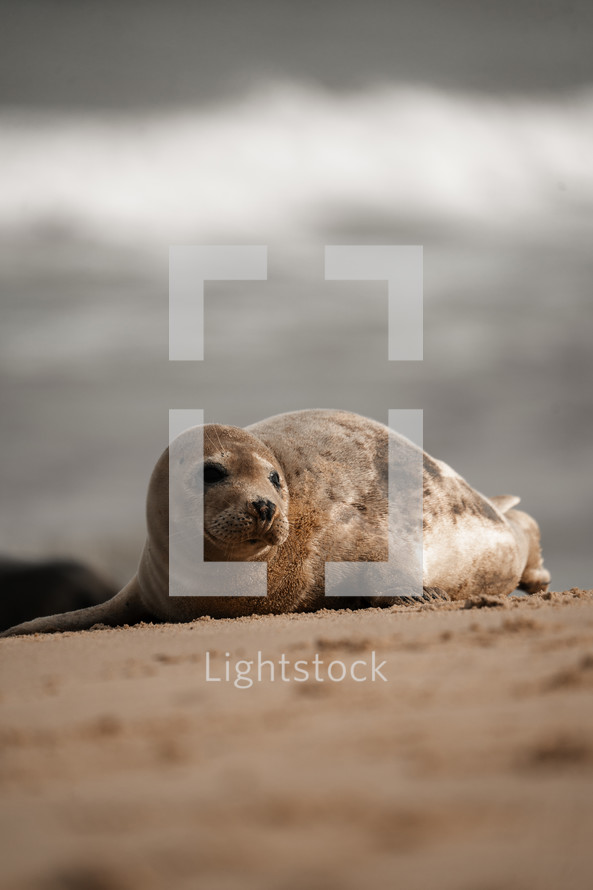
{"left": 204, "top": 464, "right": 227, "bottom": 485}
{"left": 269, "top": 471, "right": 281, "bottom": 489}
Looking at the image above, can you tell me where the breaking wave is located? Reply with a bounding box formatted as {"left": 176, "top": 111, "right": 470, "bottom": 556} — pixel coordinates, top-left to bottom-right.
{"left": 1, "top": 82, "right": 592, "bottom": 243}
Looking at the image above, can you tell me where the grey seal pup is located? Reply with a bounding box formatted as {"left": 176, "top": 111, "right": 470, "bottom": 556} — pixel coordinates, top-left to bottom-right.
{"left": 1, "top": 410, "right": 549, "bottom": 636}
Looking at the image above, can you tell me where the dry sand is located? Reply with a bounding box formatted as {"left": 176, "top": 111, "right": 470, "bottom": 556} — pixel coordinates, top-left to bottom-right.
{"left": 1, "top": 589, "right": 593, "bottom": 890}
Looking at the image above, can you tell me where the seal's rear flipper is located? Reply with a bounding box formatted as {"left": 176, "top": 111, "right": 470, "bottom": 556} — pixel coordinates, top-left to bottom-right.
{"left": 504, "top": 508, "right": 551, "bottom": 595}
{"left": 0, "top": 579, "right": 150, "bottom": 637}
{"left": 489, "top": 495, "right": 521, "bottom": 514}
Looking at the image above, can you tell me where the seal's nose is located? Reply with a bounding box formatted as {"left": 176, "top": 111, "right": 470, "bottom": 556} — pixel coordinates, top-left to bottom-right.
{"left": 252, "top": 499, "right": 276, "bottom": 524}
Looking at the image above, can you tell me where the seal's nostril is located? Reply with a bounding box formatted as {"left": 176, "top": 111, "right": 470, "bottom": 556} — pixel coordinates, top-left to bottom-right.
{"left": 253, "top": 499, "right": 276, "bottom": 523}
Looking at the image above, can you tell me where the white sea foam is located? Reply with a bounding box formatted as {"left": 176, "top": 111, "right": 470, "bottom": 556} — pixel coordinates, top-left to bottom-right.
{"left": 1, "top": 83, "right": 592, "bottom": 243}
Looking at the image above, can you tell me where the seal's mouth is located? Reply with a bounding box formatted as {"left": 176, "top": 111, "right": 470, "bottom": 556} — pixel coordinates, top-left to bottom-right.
{"left": 245, "top": 539, "right": 273, "bottom": 557}
{"left": 203, "top": 531, "right": 273, "bottom": 562}
{"left": 204, "top": 528, "right": 270, "bottom": 548}
{"left": 204, "top": 521, "right": 286, "bottom": 556}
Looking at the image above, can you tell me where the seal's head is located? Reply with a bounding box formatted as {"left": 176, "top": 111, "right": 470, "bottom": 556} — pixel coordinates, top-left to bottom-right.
{"left": 201, "top": 425, "right": 290, "bottom": 560}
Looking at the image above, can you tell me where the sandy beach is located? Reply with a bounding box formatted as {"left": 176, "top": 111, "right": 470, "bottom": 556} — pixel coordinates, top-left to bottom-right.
{"left": 2, "top": 588, "right": 593, "bottom": 889}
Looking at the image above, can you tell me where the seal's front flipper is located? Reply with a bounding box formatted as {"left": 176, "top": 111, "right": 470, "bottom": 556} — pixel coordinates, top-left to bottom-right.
{"left": 420, "top": 586, "right": 451, "bottom": 602}
{"left": 367, "top": 587, "right": 451, "bottom": 607}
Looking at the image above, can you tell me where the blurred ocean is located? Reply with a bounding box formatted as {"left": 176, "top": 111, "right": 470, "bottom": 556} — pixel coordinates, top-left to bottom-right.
{"left": 1, "top": 0, "right": 592, "bottom": 592}
{"left": 2, "top": 84, "right": 593, "bottom": 242}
